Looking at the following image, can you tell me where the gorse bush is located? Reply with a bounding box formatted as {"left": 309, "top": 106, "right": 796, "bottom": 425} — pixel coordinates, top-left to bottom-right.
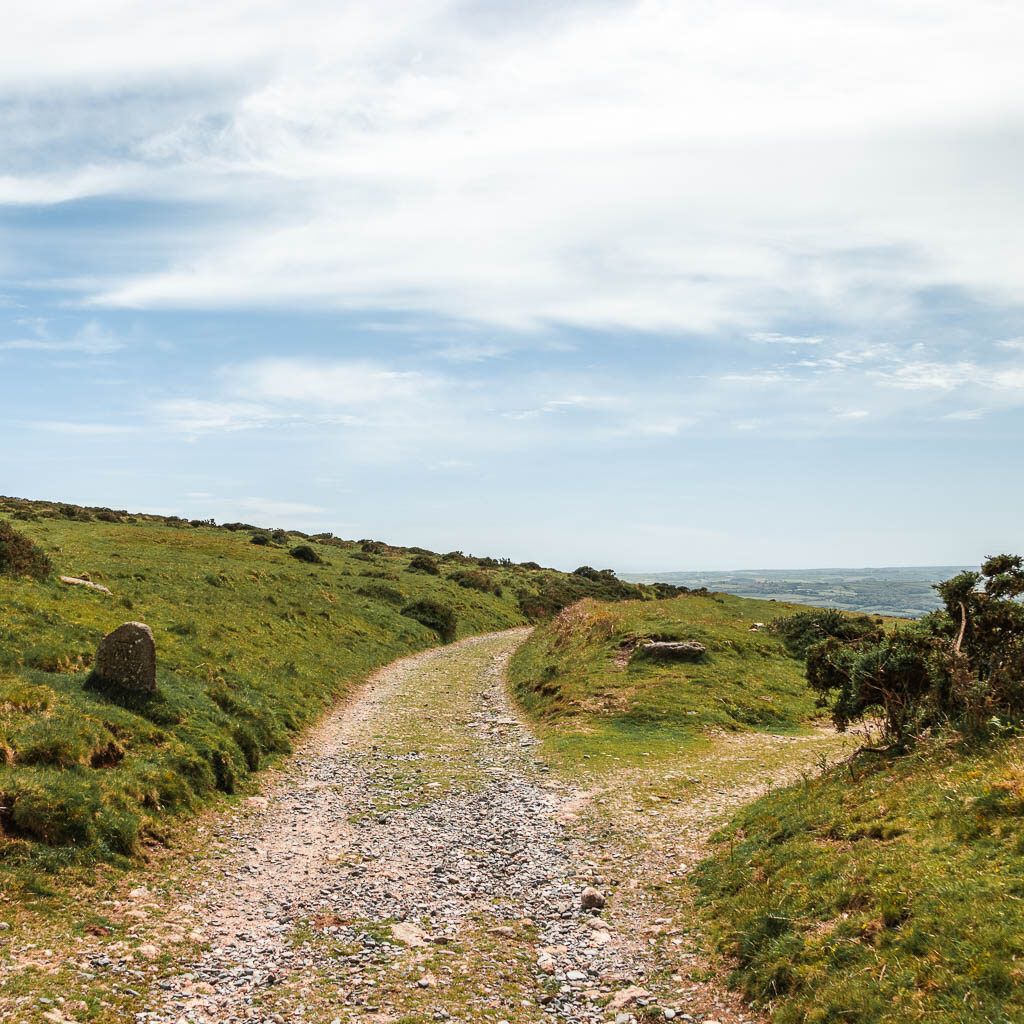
{"left": 0, "top": 521, "right": 51, "bottom": 580}
{"left": 289, "top": 544, "right": 323, "bottom": 564}
{"left": 801, "top": 556, "right": 1024, "bottom": 747}
{"left": 448, "top": 568, "right": 502, "bottom": 596}
{"left": 771, "top": 608, "right": 881, "bottom": 660}
{"left": 409, "top": 554, "right": 441, "bottom": 575}
{"left": 356, "top": 582, "right": 405, "bottom": 606}
{"left": 401, "top": 598, "right": 457, "bottom": 643}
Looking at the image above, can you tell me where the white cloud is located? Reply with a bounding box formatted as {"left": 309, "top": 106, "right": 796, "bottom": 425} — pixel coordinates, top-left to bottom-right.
{"left": 34, "top": 420, "right": 137, "bottom": 434}
{"left": 157, "top": 398, "right": 285, "bottom": 438}
{"left": 749, "top": 332, "right": 823, "bottom": 346}
{"left": 995, "top": 338, "right": 1024, "bottom": 351}
{"left": 227, "top": 358, "right": 438, "bottom": 405}
{"left": 0, "top": 1, "right": 1021, "bottom": 332}
{"left": 0, "top": 321, "right": 122, "bottom": 355}
{"left": 233, "top": 497, "right": 328, "bottom": 520}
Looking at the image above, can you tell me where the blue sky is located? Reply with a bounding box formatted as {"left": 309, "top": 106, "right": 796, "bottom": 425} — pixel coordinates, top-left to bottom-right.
{"left": 2, "top": 0, "right": 1023, "bottom": 570}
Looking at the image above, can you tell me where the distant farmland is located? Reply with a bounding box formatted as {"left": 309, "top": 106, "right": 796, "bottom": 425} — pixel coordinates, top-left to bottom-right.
{"left": 620, "top": 566, "right": 973, "bottom": 618}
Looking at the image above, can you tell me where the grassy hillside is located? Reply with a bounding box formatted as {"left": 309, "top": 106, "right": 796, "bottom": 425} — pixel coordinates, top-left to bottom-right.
{"left": 693, "top": 738, "right": 1024, "bottom": 1023}
{"left": 508, "top": 593, "right": 825, "bottom": 763}
{"left": 0, "top": 495, "right": 656, "bottom": 869}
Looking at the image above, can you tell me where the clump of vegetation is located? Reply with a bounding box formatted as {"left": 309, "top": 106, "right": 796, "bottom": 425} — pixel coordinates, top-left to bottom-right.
{"left": 250, "top": 533, "right": 271, "bottom": 546}
{"left": 357, "top": 582, "right": 405, "bottom": 606}
{"left": 401, "top": 598, "right": 457, "bottom": 643}
{"left": 289, "top": 544, "right": 324, "bottom": 564}
{"left": 448, "top": 568, "right": 502, "bottom": 596}
{"left": 408, "top": 554, "right": 441, "bottom": 575}
{"left": 800, "top": 556, "right": 1024, "bottom": 748}
{"left": 771, "top": 607, "right": 881, "bottom": 660}
{"left": 0, "top": 521, "right": 51, "bottom": 580}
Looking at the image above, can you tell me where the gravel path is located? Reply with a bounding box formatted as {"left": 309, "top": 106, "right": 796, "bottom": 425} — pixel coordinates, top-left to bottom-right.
{"left": 105, "top": 628, "right": 841, "bottom": 1024}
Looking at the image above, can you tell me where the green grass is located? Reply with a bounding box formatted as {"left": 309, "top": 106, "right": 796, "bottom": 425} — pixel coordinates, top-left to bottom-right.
{"left": 507, "top": 593, "right": 824, "bottom": 765}
{"left": 0, "top": 497, "right": 654, "bottom": 870}
{"left": 692, "top": 737, "right": 1024, "bottom": 1023}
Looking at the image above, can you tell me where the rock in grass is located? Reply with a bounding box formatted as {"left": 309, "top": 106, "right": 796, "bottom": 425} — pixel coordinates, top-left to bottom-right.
{"left": 639, "top": 640, "right": 706, "bottom": 661}
{"left": 93, "top": 622, "right": 157, "bottom": 694}
{"left": 59, "top": 575, "right": 112, "bottom": 594}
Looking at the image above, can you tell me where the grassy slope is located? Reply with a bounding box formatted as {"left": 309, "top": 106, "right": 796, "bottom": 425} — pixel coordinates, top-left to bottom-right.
{"left": 511, "top": 595, "right": 1024, "bottom": 1022}
{"left": 508, "top": 593, "right": 822, "bottom": 765}
{"left": 693, "top": 738, "right": 1024, "bottom": 1024}
{"left": 0, "top": 501, "right": 649, "bottom": 870}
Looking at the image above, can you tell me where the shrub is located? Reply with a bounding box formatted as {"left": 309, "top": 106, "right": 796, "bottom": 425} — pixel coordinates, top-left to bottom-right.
{"left": 803, "top": 556, "right": 1024, "bottom": 748}
{"left": 250, "top": 533, "right": 271, "bottom": 546}
{"left": 401, "top": 599, "right": 457, "bottom": 643}
{"left": 771, "top": 608, "right": 880, "bottom": 660}
{"left": 449, "top": 568, "right": 502, "bottom": 596}
{"left": 0, "top": 521, "right": 52, "bottom": 580}
{"left": 409, "top": 554, "right": 440, "bottom": 576}
{"left": 357, "top": 582, "right": 405, "bottom": 605}
{"left": 289, "top": 544, "right": 323, "bottom": 564}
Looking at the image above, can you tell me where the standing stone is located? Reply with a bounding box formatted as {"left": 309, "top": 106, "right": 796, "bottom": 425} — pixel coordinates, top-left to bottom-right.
{"left": 94, "top": 622, "right": 157, "bottom": 693}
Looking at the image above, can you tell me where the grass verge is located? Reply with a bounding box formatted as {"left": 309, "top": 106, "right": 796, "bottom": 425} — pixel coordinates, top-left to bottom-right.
{"left": 693, "top": 736, "right": 1024, "bottom": 1023}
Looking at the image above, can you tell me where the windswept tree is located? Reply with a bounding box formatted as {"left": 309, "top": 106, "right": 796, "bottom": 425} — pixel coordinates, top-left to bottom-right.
{"left": 798, "top": 556, "right": 1024, "bottom": 748}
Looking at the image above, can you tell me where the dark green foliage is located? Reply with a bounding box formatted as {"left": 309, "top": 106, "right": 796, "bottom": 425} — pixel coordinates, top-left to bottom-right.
{"left": 401, "top": 598, "right": 457, "bottom": 643}
{"left": 803, "top": 557, "right": 1024, "bottom": 746}
{"left": 519, "top": 561, "right": 542, "bottom": 571}
{"left": 408, "top": 554, "right": 441, "bottom": 575}
{"left": 0, "top": 521, "right": 52, "bottom": 580}
{"left": 771, "top": 608, "right": 881, "bottom": 659}
{"left": 250, "top": 533, "right": 271, "bottom": 546}
{"left": 448, "top": 568, "right": 502, "bottom": 596}
{"left": 356, "top": 582, "right": 405, "bottom": 605}
{"left": 289, "top": 544, "right": 323, "bottom": 564}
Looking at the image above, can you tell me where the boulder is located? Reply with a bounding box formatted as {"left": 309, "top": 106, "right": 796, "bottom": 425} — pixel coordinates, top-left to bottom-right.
{"left": 581, "top": 886, "right": 606, "bottom": 909}
{"left": 639, "top": 641, "right": 706, "bottom": 661}
{"left": 94, "top": 622, "right": 157, "bottom": 693}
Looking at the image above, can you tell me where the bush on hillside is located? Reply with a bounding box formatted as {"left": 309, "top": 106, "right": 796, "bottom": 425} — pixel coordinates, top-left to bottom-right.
{"left": 449, "top": 568, "right": 502, "bottom": 596}
{"left": 409, "top": 554, "right": 441, "bottom": 576}
{"left": 401, "top": 598, "right": 457, "bottom": 643}
{"left": 250, "top": 533, "right": 271, "bottom": 546}
{"left": 357, "top": 582, "right": 405, "bottom": 605}
{"left": 802, "top": 556, "right": 1024, "bottom": 747}
{"left": 0, "top": 522, "right": 52, "bottom": 580}
{"left": 289, "top": 544, "right": 323, "bottom": 564}
{"left": 771, "top": 608, "right": 881, "bottom": 660}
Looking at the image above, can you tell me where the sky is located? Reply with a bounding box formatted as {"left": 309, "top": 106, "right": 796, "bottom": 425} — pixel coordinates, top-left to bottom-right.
{"left": 2, "top": 0, "right": 1023, "bottom": 571}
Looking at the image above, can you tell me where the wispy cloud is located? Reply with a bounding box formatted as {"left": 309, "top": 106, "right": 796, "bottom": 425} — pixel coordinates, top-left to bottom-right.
{"left": 749, "top": 332, "right": 823, "bottom": 346}
{"left": 0, "top": 321, "right": 121, "bottom": 355}
{"left": 34, "top": 420, "right": 138, "bottom": 434}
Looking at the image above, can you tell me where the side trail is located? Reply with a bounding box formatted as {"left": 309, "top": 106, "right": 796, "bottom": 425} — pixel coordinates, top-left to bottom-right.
{"left": 111, "top": 629, "right": 839, "bottom": 1024}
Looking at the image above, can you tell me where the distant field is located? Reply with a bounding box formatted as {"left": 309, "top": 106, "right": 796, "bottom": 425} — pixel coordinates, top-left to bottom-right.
{"left": 621, "top": 566, "right": 972, "bottom": 618}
